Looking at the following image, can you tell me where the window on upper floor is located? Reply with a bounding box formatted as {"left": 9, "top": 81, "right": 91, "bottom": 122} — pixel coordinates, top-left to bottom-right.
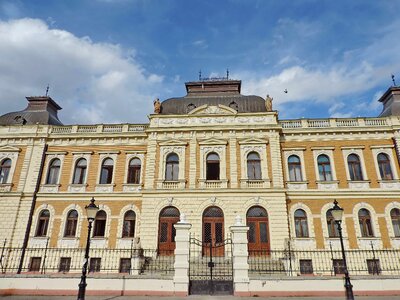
{"left": 347, "top": 154, "right": 363, "bottom": 181}
{"left": 326, "top": 209, "right": 339, "bottom": 238}
{"left": 165, "top": 153, "right": 179, "bottom": 181}
{"left": 72, "top": 158, "right": 87, "bottom": 184}
{"left": 358, "top": 208, "right": 374, "bottom": 237}
{"left": 294, "top": 209, "right": 309, "bottom": 238}
{"left": 288, "top": 155, "right": 302, "bottom": 181}
{"left": 99, "top": 158, "right": 114, "bottom": 184}
{"left": 0, "top": 158, "right": 11, "bottom": 184}
{"left": 35, "top": 209, "right": 50, "bottom": 237}
{"left": 390, "top": 208, "right": 400, "bottom": 237}
{"left": 127, "top": 158, "right": 141, "bottom": 184}
{"left": 206, "top": 152, "right": 220, "bottom": 180}
{"left": 122, "top": 210, "right": 136, "bottom": 238}
{"left": 64, "top": 210, "right": 78, "bottom": 237}
{"left": 93, "top": 210, "right": 107, "bottom": 237}
{"left": 46, "top": 158, "right": 61, "bottom": 184}
{"left": 377, "top": 153, "right": 393, "bottom": 180}
{"left": 317, "top": 154, "right": 332, "bottom": 181}
{"left": 247, "top": 152, "right": 261, "bottom": 180}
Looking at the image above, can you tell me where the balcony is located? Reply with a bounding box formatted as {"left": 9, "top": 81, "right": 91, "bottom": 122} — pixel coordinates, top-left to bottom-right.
{"left": 240, "top": 179, "right": 271, "bottom": 189}
{"left": 198, "top": 179, "right": 228, "bottom": 189}
{"left": 156, "top": 180, "right": 186, "bottom": 189}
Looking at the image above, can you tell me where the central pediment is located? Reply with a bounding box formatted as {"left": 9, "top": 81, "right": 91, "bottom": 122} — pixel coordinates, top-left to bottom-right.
{"left": 188, "top": 104, "right": 238, "bottom": 115}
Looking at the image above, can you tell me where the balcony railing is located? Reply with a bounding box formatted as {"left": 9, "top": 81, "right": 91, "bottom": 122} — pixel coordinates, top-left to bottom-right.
{"left": 50, "top": 124, "right": 147, "bottom": 135}
{"left": 280, "top": 117, "right": 390, "bottom": 130}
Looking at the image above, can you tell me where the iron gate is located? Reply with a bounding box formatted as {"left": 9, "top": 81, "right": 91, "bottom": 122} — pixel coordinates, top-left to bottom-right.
{"left": 189, "top": 236, "right": 233, "bottom": 295}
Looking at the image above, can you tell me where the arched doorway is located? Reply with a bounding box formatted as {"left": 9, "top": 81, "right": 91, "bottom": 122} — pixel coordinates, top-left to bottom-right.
{"left": 202, "top": 206, "right": 224, "bottom": 256}
{"left": 246, "top": 206, "right": 270, "bottom": 255}
{"left": 158, "top": 206, "right": 180, "bottom": 255}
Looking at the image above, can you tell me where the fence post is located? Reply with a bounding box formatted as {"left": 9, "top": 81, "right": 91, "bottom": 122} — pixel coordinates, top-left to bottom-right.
{"left": 173, "top": 214, "right": 191, "bottom": 296}
{"left": 130, "top": 238, "right": 143, "bottom": 275}
{"left": 230, "top": 215, "right": 250, "bottom": 296}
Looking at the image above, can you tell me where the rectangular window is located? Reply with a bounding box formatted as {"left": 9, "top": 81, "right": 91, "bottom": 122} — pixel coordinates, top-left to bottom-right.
{"left": 215, "top": 223, "right": 223, "bottom": 243}
{"left": 259, "top": 222, "right": 268, "bottom": 243}
{"left": 29, "top": 257, "right": 41, "bottom": 272}
{"left": 59, "top": 257, "right": 71, "bottom": 273}
{"left": 248, "top": 222, "right": 256, "bottom": 243}
{"left": 367, "top": 259, "right": 381, "bottom": 275}
{"left": 93, "top": 220, "right": 106, "bottom": 237}
{"left": 160, "top": 222, "right": 168, "bottom": 243}
{"left": 333, "top": 259, "right": 345, "bottom": 275}
{"left": 89, "top": 258, "right": 101, "bottom": 273}
{"left": 119, "top": 258, "right": 131, "bottom": 273}
{"left": 300, "top": 259, "right": 313, "bottom": 275}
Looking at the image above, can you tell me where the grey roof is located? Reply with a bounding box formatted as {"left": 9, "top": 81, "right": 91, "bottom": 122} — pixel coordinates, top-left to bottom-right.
{"left": 161, "top": 94, "right": 267, "bottom": 114}
{"left": 0, "top": 96, "right": 63, "bottom": 126}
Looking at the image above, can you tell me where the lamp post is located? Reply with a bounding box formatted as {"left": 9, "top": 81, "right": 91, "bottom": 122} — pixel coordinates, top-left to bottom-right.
{"left": 331, "top": 200, "right": 354, "bottom": 300}
{"left": 77, "top": 197, "right": 99, "bottom": 300}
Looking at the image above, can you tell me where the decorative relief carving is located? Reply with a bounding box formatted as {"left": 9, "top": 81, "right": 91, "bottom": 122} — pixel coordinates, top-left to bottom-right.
{"left": 95, "top": 184, "right": 114, "bottom": 193}
{"left": 40, "top": 184, "right": 60, "bottom": 193}
{"left": 68, "top": 184, "right": 87, "bottom": 193}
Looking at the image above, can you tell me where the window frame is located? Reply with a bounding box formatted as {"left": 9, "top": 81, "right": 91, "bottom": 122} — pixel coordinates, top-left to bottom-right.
{"left": 347, "top": 154, "right": 363, "bottom": 181}
{"left": 288, "top": 155, "right": 303, "bottom": 182}
{"left": 122, "top": 210, "right": 136, "bottom": 238}
{"left": 64, "top": 210, "right": 78, "bottom": 238}
{"left": 390, "top": 208, "right": 400, "bottom": 237}
{"left": 377, "top": 152, "right": 394, "bottom": 180}
{"left": 93, "top": 210, "right": 107, "bottom": 237}
{"left": 294, "top": 209, "right": 309, "bottom": 238}
{"left": 206, "top": 152, "right": 220, "bottom": 180}
{"left": 99, "top": 158, "right": 114, "bottom": 184}
{"left": 317, "top": 154, "right": 332, "bottom": 181}
{"left": 358, "top": 208, "right": 374, "bottom": 237}
{"left": 165, "top": 153, "right": 179, "bottom": 181}
{"left": 247, "top": 152, "right": 262, "bottom": 180}
{"left": 127, "top": 157, "right": 141, "bottom": 184}
{"left": 35, "top": 209, "right": 50, "bottom": 237}
{"left": 46, "top": 158, "right": 61, "bottom": 185}
{"left": 0, "top": 158, "right": 11, "bottom": 184}
{"left": 72, "top": 158, "right": 87, "bottom": 184}
{"left": 326, "top": 209, "right": 340, "bottom": 238}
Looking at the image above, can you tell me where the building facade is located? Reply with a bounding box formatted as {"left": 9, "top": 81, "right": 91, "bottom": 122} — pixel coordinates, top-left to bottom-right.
{"left": 1, "top": 79, "right": 400, "bottom": 269}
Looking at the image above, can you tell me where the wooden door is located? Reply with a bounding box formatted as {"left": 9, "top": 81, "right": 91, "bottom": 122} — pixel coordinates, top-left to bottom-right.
{"left": 202, "top": 206, "right": 224, "bottom": 257}
{"left": 158, "top": 207, "right": 179, "bottom": 255}
{"left": 247, "top": 206, "right": 270, "bottom": 255}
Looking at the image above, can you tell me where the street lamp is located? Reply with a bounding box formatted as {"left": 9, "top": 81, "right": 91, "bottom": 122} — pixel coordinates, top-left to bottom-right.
{"left": 77, "top": 197, "right": 99, "bottom": 300}
{"left": 331, "top": 199, "right": 354, "bottom": 300}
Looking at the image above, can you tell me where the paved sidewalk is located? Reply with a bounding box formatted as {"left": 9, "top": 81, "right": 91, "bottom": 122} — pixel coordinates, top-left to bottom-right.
{"left": 1, "top": 296, "right": 400, "bottom": 300}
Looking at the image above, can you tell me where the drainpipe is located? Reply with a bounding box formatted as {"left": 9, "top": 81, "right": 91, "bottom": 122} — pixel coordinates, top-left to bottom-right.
{"left": 392, "top": 137, "right": 400, "bottom": 166}
{"left": 17, "top": 143, "right": 48, "bottom": 273}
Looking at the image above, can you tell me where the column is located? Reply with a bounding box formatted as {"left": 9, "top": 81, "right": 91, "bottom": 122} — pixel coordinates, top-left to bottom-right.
{"left": 173, "top": 216, "right": 191, "bottom": 296}
{"left": 230, "top": 216, "right": 250, "bottom": 296}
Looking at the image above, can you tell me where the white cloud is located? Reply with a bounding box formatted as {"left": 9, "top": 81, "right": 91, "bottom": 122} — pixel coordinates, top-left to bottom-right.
{"left": 0, "top": 18, "right": 163, "bottom": 124}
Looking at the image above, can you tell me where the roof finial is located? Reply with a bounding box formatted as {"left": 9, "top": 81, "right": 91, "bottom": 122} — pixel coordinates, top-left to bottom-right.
{"left": 199, "top": 70, "right": 202, "bottom": 81}
{"left": 45, "top": 84, "right": 50, "bottom": 97}
{"left": 392, "top": 74, "right": 397, "bottom": 87}
{"left": 226, "top": 68, "right": 229, "bottom": 80}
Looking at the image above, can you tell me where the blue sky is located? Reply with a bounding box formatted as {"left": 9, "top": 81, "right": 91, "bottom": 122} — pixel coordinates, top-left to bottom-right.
{"left": 0, "top": 0, "right": 399, "bottom": 124}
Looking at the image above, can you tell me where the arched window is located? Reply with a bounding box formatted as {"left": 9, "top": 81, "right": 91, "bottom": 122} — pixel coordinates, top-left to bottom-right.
{"left": 122, "top": 210, "right": 136, "bottom": 238}
{"left": 72, "top": 158, "right": 87, "bottom": 184}
{"left": 99, "top": 158, "right": 114, "bottom": 184}
{"left": 247, "top": 152, "right": 261, "bottom": 180}
{"left": 288, "top": 155, "right": 302, "bottom": 181}
{"left": 294, "top": 209, "right": 309, "bottom": 238}
{"left": 36, "top": 209, "right": 50, "bottom": 237}
{"left": 206, "top": 153, "right": 220, "bottom": 180}
{"left": 359, "top": 209, "right": 374, "bottom": 237}
{"left": 93, "top": 210, "right": 107, "bottom": 237}
{"left": 165, "top": 153, "right": 179, "bottom": 181}
{"left": 127, "top": 158, "right": 141, "bottom": 184}
{"left": 317, "top": 155, "right": 332, "bottom": 181}
{"left": 0, "top": 158, "right": 11, "bottom": 184}
{"left": 46, "top": 158, "right": 61, "bottom": 184}
{"left": 391, "top": 208, "right": 400, "bottom": 237}
{"left": 64, "top": 210, "right": 78, "bottom": 237}
{"left": 347, "top": 154, "right": 363, "bottom": 181}
{"left": 326, "top": 209, "right": 339, "bottom": 238}
{"left": 377, "top": 153, "right": 393, "bottom": 180}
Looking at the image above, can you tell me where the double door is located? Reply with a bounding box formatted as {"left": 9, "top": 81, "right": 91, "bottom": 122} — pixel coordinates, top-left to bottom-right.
{"left": 203, "top": 216, "right": 224, "bottom": 256}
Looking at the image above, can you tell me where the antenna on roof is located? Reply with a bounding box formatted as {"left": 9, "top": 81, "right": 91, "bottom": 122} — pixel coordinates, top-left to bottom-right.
{"left": 199, "top": 70, "right": 202, "bottom": 81}
{"left": 226, "top": 68, "right": 229, "bottom": 80}
{"left": 45, "top": 84, "right": 50, "bottom": 97}
{"left": 392, "top": 74, "right": 397, "bottom": 86}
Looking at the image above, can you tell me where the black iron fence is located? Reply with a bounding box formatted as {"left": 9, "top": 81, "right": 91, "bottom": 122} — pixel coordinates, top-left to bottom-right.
{"left": 0, "top": 244, "right": 174, "bottom": 276}
{"left": 248, "top": 247, "right": 400, "bottom": 277}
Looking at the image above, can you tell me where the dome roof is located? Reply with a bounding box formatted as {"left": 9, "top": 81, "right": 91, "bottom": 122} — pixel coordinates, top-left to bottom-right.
{"left": 0, "top": 96, "right": 63, "bottom": 126}
{"left": 159, "top": 80, "right": 267, "bottom": 114}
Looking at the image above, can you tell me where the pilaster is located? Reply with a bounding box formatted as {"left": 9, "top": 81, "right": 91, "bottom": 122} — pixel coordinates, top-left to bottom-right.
{"left": 173, "top": 220, "right": 191, "bottom": 296}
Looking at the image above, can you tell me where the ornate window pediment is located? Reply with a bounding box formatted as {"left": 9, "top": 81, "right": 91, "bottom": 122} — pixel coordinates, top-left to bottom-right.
{"left": 188, "top": 104, "right": 237, "bottom": 115}
{"left": 0, "top": 145, "right": 21, "bottom": 152}
{"left": 198, "top": 138, "right": 228, "bottom": 145}
{"left": 158, "top": 140, "right": 188, "bottom": 146}
{"left": 238, "top": 138, "right": 269, "bottom": 145}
